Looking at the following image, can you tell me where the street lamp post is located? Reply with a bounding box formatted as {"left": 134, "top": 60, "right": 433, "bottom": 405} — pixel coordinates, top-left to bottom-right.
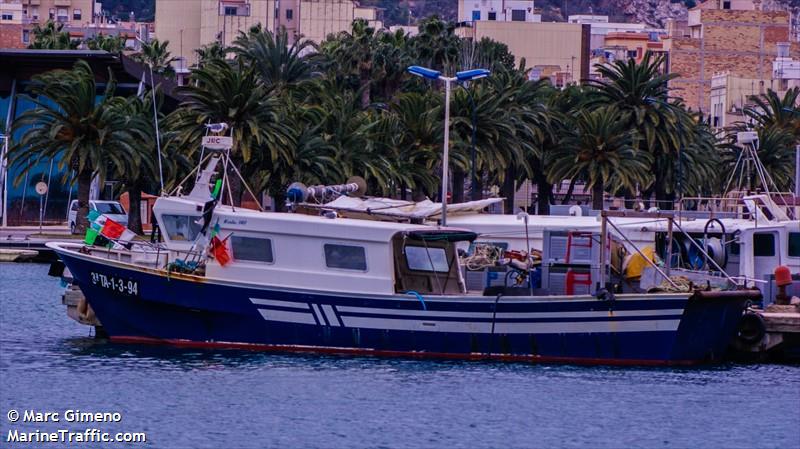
{"left": 407, "top": 65, "right": 490, "bottom": 226}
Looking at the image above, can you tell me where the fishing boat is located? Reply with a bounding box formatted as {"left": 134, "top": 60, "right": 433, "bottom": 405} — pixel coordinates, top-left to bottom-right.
{"left": 47, "top": 136, "right": 762, "bottom": 366}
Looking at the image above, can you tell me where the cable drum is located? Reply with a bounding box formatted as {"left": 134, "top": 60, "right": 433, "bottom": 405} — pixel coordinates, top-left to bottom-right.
{"left": 704, "top": 218, "right": 728, "bottom": 270}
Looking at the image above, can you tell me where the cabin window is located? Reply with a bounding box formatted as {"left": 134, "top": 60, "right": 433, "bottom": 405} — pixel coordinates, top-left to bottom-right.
{"left": 789, "top": 232, "right": 800, "bottom": 258}
{"left": 753, "top": 233, "right": 775, "bottom": 257}
{"left": 231, "top": 236, "right": 274, "bottom": 263}
{"left": 405, "top": 246, "right": 449, "bottom": 273}
{"left": 161, "top": 214, "right": 202, "bottom": 241}
{"left": 324, "top": 244, "right": 367, "bottom": 271}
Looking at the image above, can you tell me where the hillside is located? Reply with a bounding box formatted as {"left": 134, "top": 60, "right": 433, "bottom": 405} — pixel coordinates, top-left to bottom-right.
{"left": 101, "top": 0, "right": 799, "bottom": 29}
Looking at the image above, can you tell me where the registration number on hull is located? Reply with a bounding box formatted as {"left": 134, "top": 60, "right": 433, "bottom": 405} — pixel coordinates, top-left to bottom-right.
{"left": 89, "top": 271, "right": 139, "bottom": 297}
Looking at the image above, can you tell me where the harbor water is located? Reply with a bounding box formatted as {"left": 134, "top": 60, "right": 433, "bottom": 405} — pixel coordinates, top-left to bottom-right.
{"left": 1, "top": 263, "right": 799, "bottom": 449}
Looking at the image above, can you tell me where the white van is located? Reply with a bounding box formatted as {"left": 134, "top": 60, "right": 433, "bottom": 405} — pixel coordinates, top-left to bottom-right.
{"left": 68, "top": 200, "right": 128, "bottom": 233}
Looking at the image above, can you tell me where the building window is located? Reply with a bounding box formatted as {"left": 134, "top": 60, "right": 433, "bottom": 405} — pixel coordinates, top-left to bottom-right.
{"left": 22, "top": 29, "right": 29, "bottom": 43}
{"left": 405, "top": 246, "right": 450, "bottom": 273}
{"left": 627, "top": 50, "right": 638, "bottom": 59}
{"left": 488, "top": 11, "right": 496, "bottom": 20}
{"left": 224, "top": 6, "right": 237, "bottom": 16}
{"left": 231, "top": 236, "right": 274, "bottom": 263}
{"left": 511, "top": 9, "right": 526, "bottom": 21}
{"left": 1, "top": 12, "right": 12, "bottom": 21}
{"left": 31, "top": 7, "right": 39, "bottom": 20}
{"left": 472, "top": 10, "right": 480, "bottom": 20}
{"left": 73, "top": 9, "right": 81, "bottom": 20}
{"left": 324, "top": 244, "right": 367, "bottom": 271}
{"left": 56, "top": 7, "right": 67, "bottom": 21}
{"left": 753, "top": 233, "right": 776, "bottom": 257}
{"left": 722, "top": 1, "right": 731, "bottom": 9}
{"left": 286, "top": 9, "right": 293, "bottom": 20}
{"left": 49, "top": 8, "right": 55, "bottom": 19}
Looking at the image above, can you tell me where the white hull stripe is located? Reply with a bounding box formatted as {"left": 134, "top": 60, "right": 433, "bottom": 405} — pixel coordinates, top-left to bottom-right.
{"left": 311, "top": 304, "right": 328, "bottom": 326}
{"left": 335, "top": 306, "right": 685, "bottom": 320}
{"left": 339, "top": 316, "right": 681, "bottom": 334}
{"left": 255, "top": 308, "right": 680, "bottom": 334}
{"left": 257, "top": 309, "right": 316, "bottom": 325}
{"left": 250, "top": 298, "right": 310, "bottom": 310}
{"left": 321, "top": 304, "right": 342, "bottom": 327}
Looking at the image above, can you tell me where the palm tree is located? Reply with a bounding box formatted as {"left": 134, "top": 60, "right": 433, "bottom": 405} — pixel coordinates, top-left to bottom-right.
{"left": 409, "top": 16, "right": 461, "bottom": 74}
{"left": 320, "top": 19, "right": 381, "bottom": 109}
{"left": 195, "top": 41, "right": 229, "bottom": 67}
{"left": 133, "top": 39, "right": 178, "bottom": 77}
{"left": 548, "top": 107, "right": 651, "bottom": 210}
{"left": 28, "top": 21, "right": 79, "bottom": 50}
{"left": 253, "top": 103, "right": 342, "bottom": 210}
{"left": 7, "top": 61, "right": 140, "bottom": 234}
{"left": 84, "top": 34, "right": 127, "bottom": 53}
{"left": 111, "top": 95, "right": 163, "bottom": 234}
{"left": 587, "top": 51, "right": 688, "bottom": 208}
{"left": 233, "top": 25, "right": 315, "bottom": 97}
{"left": 313, "top": 84, "right": 391, "bottom": 194}
{"left": 378, "top": 91, "right": 442, "bottom": 199}
{"left": 744, "top": 87, "right": 800, "bottom": 138}
{"left": 167, "top": 58, "right": 294, "bottom": 205}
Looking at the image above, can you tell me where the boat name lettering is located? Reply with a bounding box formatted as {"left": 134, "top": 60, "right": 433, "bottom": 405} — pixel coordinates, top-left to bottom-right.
{"left": 89, "top": 272, "right": 139, "bottom": 297}
{"left": 222, "top": 218, "right": 247, "bottom": 225}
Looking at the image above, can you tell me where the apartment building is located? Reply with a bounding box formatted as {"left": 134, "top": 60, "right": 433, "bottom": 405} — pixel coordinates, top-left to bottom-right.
{"left": 457, "top": 0, "right": 540, "bottom": 23}
{"left": 155, "top": 0, "right": 382, "bottom": 68}
{"left": 709, "top": 43, "right": 800, "bottom": 129}
{"left": 456, "top": 1, "right": 589, "bottom": 85}
{"left": 567, "top": 15, "right": 665, "bottom": 50}
{"left": 664, "top": 0, "right": 800, "bottom": 113}
{"left": 0, "top": 0, "right": 145, "bottom": 49}
{"left": 0, "top": 0, "right": 96, "bottom": 48}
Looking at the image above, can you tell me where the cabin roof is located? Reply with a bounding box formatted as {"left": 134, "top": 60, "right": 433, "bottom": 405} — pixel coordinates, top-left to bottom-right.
{"left": 213, "top": 206, "right": 474, "bottom": 243}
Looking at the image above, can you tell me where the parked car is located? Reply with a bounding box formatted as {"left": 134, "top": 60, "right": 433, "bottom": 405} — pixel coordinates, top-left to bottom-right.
{"left": 68, "top": 200, "right": 128, "bottom": 233}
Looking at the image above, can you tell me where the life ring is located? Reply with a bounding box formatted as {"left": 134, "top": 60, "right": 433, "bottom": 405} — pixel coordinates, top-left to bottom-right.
{"left": 737, "top": 312, "right": 766, "bottom": 344}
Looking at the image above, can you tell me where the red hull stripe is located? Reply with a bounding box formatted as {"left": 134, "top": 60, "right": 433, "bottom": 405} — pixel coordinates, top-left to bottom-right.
{"left": 110, "top": 336, "right": 701, "bottom": 367}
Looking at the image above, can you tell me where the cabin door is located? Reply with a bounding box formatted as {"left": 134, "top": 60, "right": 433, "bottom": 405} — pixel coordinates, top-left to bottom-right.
{"left": 751, "top": 230, "right": 781, "bottom": 282}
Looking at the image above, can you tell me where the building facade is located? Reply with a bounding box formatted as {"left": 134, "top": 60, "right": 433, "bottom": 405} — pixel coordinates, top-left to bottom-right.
{"left": 456, "top": 20, "right": 590, "bottom": 85}
{"left": 664, "top": 0, "right": 800, "bottom": 113}
{"left": 709, "top": 43, "right": 800, "bottom": 129}
{"left": 0, "top": 0, "right": 148, "bottom": 50}
{"left": 457, "top": 0, "right": 540, "bottom": 23}
{"left": 155, "top": 0, "right": 382, "bottom": 68}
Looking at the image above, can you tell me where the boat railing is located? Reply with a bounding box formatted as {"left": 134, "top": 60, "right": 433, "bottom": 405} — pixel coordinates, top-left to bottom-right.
{"left": 600, "top": 210, "right": 743, "bottom": 291}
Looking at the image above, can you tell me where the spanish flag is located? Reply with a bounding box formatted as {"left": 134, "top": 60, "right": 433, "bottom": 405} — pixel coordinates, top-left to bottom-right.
{"left": 100, "top": 218, "right": 127, "bottom": 240}
{"left": 210, "top": 236, "right": 231, "bottom": 266}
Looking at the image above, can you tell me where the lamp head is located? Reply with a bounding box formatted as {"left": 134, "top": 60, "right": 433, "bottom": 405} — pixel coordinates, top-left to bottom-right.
{"left": 407, "top": 65, "right": 441, "bottom": 80}
{"left": 456, "top": 68, "right": 491, "bottom": 81}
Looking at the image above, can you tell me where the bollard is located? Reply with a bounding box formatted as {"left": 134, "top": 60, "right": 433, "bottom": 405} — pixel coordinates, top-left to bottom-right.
{"left": 774, "top": 266, "right": 792, "bottom": 305}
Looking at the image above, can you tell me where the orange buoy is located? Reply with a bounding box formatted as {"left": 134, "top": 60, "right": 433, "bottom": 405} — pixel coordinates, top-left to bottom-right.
{"left": 775, "top": 266, "right": 792, "bottom": 287}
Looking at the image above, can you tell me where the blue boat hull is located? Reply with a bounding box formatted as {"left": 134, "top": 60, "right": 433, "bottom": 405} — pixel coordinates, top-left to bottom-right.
{"left": 56, "top": 248, "right": 752, "bottom": 365}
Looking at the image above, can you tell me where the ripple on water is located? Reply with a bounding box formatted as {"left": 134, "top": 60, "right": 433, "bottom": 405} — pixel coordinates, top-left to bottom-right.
{"left": 1, "top": 263, "right": 799, "bottom": 449}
